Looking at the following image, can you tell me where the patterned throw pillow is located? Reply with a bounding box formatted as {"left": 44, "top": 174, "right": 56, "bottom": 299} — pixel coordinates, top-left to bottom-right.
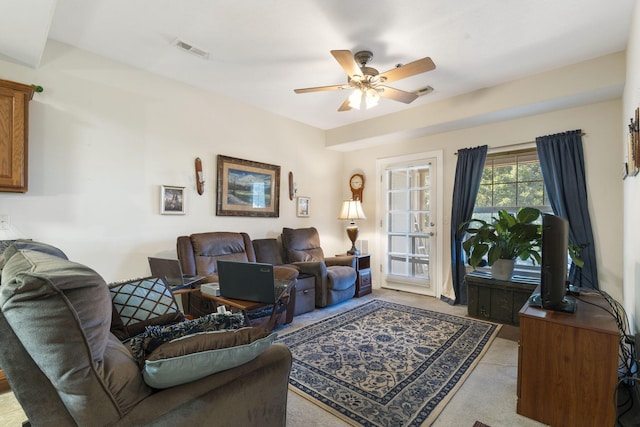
{"left": 109, "top": 277, "right": 184, "bottom": 340}
{"left": 129, "top": 312, "right": 245, "bottom": 364}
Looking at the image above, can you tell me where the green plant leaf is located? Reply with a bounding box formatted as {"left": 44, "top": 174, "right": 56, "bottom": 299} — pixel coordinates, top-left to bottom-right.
{"left": 461, "top": 207, "right": 543, "bottom": 268}
{"left": 517, "top": 207, "right": 541, "bottom": 223}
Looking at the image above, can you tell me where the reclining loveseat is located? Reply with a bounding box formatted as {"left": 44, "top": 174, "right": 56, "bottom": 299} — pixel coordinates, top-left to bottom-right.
{"left": 176, "top": 231, "right": 300, "bottom": 326}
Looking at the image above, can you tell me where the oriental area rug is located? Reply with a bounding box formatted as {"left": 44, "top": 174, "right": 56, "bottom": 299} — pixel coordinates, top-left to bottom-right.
{"left": 278, "top": 300, "right": 500, "bottom": 426}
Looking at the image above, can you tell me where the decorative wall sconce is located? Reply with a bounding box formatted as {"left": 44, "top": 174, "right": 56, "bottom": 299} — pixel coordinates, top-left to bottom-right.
{"left": 195, "top": 157, "right": 204, "bottom": 195}
{"left": 288, "top": 171, "right": 295, "bottom": 200}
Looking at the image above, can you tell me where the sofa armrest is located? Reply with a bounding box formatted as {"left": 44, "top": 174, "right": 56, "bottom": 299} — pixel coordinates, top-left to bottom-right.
{"left": 325, "top": 255, "right": 356, "bottom": 269}
{"left": 176, "top": 236, "right": 197, "bottom": 276}
{"left": 273, "top": 265, "right": 299, "bottom": 282}
{"left": 290, "top": 261, "right": 327, "bottom": 277}
{"left": 116, "top": 344, "right": 292, "bottom": 427}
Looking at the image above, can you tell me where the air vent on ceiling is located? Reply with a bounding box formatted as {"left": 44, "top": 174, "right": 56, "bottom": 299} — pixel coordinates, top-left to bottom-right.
{"left": 415, "top": 86, "right": 434, "bottom": 97}
{"left": 173, "top": 39, "right": 210, "bottom": 59}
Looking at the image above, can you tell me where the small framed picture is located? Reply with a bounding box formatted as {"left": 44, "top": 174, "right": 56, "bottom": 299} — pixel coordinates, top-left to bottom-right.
{"left": 296, "top": 196, "right": 310, "bottom": 217}
{"left": 160, "top": 185, "right": 185, "bottom": 215}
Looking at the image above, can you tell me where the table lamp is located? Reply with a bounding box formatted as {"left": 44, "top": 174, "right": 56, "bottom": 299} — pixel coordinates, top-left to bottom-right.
{"left": 338, "top": 200, "right": 367, "bottom": 255}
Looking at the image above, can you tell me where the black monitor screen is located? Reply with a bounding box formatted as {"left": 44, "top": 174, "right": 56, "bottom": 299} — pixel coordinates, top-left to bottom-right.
{"left": 540, "top": 213, "right": 576, "bottom": 313}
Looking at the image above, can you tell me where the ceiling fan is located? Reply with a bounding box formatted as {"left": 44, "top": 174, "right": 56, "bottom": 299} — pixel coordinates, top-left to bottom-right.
{"left": 294, "top": 50, "right": 436, "bottom": 112}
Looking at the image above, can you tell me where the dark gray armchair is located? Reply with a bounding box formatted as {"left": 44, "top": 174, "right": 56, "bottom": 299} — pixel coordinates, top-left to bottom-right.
{"left": 281, "top": 227, "right": 357, "bottom": 307}
{"left": 0, "top": 240, "right": 292, "bottom": 427}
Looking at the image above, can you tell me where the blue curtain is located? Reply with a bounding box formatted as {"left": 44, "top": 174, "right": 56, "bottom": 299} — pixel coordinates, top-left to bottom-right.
{"left": 448, "top": 145, "right": 488, "bottom": 305}
{"left": 536, "top": 130, "right": 599, "bottom": 289}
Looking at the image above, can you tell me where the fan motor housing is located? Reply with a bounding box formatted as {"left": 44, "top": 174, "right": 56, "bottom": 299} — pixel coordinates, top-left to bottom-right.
{"left": 361, "top": 66, "right": 378, "bottom": 77}
{"left": 354, "top": 50, "right": 374, "bottom": 66}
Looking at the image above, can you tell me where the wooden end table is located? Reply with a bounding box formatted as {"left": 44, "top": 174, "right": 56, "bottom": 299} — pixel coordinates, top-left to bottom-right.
{"left": 200, "top": 280, "right": 295, "bottom": 331}
{"left": 353, "top": 254, "right": 372, "bottom": 297}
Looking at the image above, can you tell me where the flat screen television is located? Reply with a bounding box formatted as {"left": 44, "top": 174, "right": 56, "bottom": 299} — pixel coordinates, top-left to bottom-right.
{"left": 529, "top": 213, "right": 576, "bottom": 313}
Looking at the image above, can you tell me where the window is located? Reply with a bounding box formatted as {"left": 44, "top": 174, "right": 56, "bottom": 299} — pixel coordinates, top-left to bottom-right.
{"left": 474, "top": 148, "right": 551, "bottom": 218}
{"left": 472, "top": 148, "right": 551, "bottom": 270}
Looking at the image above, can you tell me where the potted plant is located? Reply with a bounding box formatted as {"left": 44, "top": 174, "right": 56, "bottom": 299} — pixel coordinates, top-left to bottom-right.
{"left": 460, "top": 207, "right": 542, "bottom": 280}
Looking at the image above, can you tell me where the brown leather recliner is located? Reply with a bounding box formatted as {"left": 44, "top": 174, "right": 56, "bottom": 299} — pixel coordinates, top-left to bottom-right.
{"left": 281, "top": 227, "right": 357, "bottom": 308}
{"left": 176, "top": 232, "right": 298, "bottom": 325}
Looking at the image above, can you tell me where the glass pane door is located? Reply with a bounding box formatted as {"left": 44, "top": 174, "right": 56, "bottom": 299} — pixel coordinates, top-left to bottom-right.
{"left": 385, "top": 161, "right": 436, "bottom": 294}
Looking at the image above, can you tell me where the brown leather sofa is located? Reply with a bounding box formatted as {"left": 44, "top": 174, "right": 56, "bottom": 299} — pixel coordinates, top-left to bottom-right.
{"left": 281, "top": 227, "right": 357, "bottom": 308}
{"left": 0, "top": 240, "right": 292, "bottom": 427}
{"left": 176, "top": 232, "right": 299, "bottom": 325}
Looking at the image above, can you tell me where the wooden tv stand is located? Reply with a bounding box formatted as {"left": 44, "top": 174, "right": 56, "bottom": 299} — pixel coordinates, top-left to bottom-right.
{"left": 517, "top": 289, "right": 619, "bottom": 426}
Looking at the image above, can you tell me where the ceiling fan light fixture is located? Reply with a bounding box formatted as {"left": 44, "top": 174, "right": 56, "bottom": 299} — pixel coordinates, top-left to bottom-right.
{"left": 365, "top": 88, "right": 380, "bottom": 108}
{"left": 348, "top": 88, "right": 362, "bottom": 109}
{"left": 293, "top": 49, "right": 436, "bottom": 113}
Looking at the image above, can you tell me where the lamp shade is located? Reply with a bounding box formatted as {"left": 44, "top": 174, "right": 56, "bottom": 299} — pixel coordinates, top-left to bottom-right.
{"left": 338, "top": 200, "right": 367, "bottom": 221}
{"left": 348, "top": 89, "right": 362, "bottom": 109}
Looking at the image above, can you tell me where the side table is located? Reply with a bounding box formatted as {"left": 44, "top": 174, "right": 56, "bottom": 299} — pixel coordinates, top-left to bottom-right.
{"left": 517, "top": 289, "right": 619, "bottom": 426}
{"left": 353, "top": 254, "right": 372, "bottom": 297}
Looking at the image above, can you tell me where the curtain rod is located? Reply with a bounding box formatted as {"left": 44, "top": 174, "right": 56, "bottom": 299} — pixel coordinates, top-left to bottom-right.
{"left": 454, "top": 132, "right": 586, "bottom": 155}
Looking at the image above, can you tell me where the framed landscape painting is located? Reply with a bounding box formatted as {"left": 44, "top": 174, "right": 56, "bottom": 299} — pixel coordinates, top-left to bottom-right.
{"left": 216, "top": 155, "right": 280, "bottom": 217}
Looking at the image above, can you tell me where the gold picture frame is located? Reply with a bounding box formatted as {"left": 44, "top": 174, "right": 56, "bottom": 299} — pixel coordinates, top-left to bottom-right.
{"left": 216, "top": 155, "right": 280, "bottom": 217}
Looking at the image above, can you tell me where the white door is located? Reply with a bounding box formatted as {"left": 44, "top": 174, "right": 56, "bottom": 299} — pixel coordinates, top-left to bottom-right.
{"left": 377, "top": 153, "right": 441, "bottom": 297}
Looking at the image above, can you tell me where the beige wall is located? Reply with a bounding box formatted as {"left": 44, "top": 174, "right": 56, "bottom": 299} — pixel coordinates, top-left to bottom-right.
{"left": 0, "top": 40, "right": 347, "bottom": 282}
{"left": 0, "top": 38, "right": 626, "bottom": 305}
{"left": 345, "top": 99, "right": 623, "bottom": 301}
{"left": 623, "top": 2, "right": 640, "bottom": 331}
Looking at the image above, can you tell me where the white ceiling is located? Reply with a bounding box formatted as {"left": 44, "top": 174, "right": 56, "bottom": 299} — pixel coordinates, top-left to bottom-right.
{"left": 0, "top": 0, "right": 636, "bottom": 130}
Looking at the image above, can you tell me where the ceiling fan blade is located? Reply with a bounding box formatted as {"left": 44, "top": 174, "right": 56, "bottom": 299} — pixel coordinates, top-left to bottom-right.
{"left": 379, "top": 86, "right": 419, "bottom": 104}
{"left": 331, "top": 50, "right": 363, "bottom": 78}
{"left": 338, "top": 97, "right": 352, "bottom": 112}
{"left": 379, "top": 57, "right": 435, "bottom": 83}
{"left": 294, "top": 84, "right": 348, "bottom": 94}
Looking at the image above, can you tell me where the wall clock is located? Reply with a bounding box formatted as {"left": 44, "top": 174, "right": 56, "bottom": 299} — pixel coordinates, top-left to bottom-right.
{"left": 349, "top": 173, "right": 364, "bottom": 202}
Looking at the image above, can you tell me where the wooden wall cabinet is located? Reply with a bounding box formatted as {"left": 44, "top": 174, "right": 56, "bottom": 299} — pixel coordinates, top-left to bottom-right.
{"left": 0, "top": 79, "right": 35, "bottom": 193}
